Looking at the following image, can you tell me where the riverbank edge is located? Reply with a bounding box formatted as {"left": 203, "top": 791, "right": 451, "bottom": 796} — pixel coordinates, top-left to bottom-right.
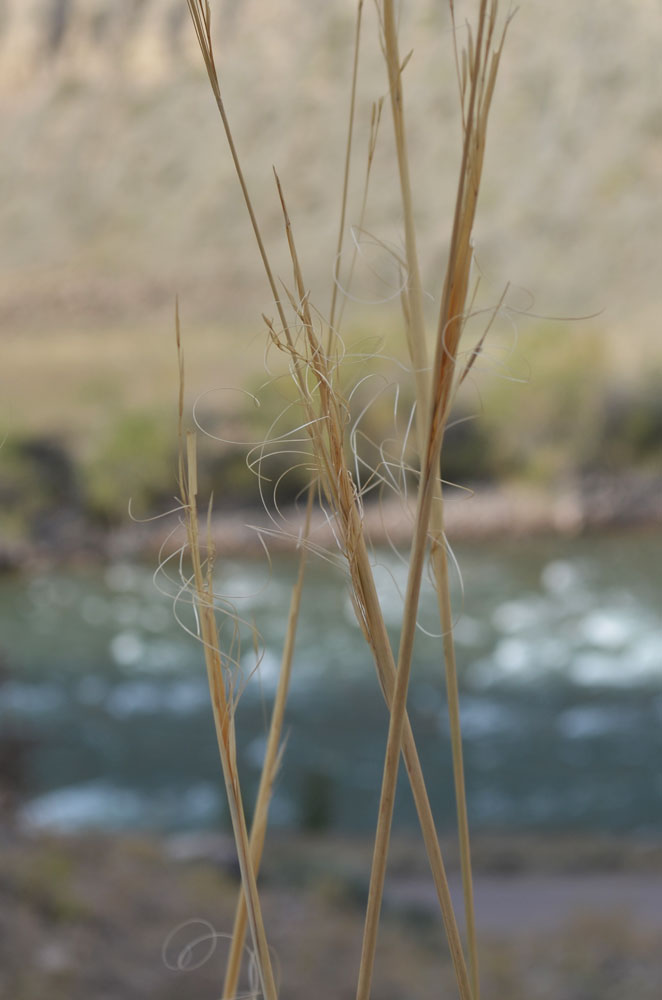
{"left": 3, "top": 827, "right": 662, "bottom": 999}
{"left": 2, "top": 471, "right": 662, "bottom": 571}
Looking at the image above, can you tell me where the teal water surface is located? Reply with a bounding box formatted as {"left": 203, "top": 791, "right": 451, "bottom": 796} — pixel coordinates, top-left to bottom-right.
{"left": 1, "top": 533, "right": 661, "bottom": 834}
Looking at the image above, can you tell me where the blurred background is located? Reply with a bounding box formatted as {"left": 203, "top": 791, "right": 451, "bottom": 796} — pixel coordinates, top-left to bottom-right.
{"left": 1, "top": 1, "right": 662, "bottom": 997}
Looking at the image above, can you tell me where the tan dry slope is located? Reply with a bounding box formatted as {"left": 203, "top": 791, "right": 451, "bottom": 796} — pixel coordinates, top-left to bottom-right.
{"left": 0, "top": 0, "right": 660, "bottom": 342}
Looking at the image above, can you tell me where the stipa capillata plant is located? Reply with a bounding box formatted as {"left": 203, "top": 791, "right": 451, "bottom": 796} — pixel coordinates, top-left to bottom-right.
{"left": 172, "top": 2, "right": 513, "bottom": 997}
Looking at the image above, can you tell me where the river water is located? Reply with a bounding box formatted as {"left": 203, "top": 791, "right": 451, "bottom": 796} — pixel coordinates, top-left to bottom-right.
{"left": 2, "top": 533, "right": 661, "bottom": 835}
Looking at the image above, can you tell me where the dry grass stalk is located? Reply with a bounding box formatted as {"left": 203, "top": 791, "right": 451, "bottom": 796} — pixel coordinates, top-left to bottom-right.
{"left": 356, "top": 5, "right": 510, "bottom": 1000}
{"left": 222, "top": 489, "right": 312, "bottom": 999}
{"left": 185, "top": 0, "right": 292, "bottom": 347}
{"left": 182, "top": 3, "right": 511, "bottom": 999}
{"left": 177, "top": 316, "right": 278, "bottom": 1000}
{"left": 267, "top": 177, "right": 472, "bottom": 999}
{"left": 328, "top": 0, "right": 365, "bottom": 336}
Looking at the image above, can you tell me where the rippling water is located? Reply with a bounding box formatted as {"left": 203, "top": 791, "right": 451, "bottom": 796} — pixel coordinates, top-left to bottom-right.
{"left": 1, "top": 533, "right": 661, "bottom": 834}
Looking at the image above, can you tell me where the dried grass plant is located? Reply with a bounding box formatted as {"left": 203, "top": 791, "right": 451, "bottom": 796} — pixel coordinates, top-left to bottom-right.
{"left": 174, "top": 2, "right": 513, "bottom": 997}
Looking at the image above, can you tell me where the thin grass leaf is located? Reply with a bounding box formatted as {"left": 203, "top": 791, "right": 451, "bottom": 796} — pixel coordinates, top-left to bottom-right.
{"left": 177, "top": 331, "right": 278, "bottom": 1000}
{"left": 328, "top": 0, "right": 365, "bottom": 337}
{"left": 222, "top": 491, "right": 313, "bottom": 999}
{"left": 358, "top": 5, "right": 509, "bottom": 1000}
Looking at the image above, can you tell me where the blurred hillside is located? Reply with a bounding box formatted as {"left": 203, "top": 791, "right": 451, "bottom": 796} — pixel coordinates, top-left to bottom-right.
{"left": 2, "top": 0, "right": 662, "bottom": 547}
{"left": 2, "top": 0, "right": 661, "bottom": 331}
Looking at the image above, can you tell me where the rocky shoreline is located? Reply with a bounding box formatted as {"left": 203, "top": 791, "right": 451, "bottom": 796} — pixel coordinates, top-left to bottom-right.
{"left": 2, "top": 827, "right": 661, "bottom": 999}
{"left": 3, "top": 472, "right": 662, "bottom": 572}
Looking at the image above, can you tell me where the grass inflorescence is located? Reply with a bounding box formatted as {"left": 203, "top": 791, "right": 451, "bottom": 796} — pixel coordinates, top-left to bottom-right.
{"left": 175, "top": 2, "right": 514, "bottom": 997}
